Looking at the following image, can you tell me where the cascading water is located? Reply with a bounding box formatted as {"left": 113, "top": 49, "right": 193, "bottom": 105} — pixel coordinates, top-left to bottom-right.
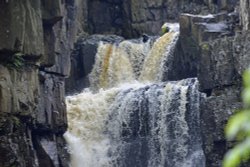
{"left": 64, "top": 23, "right": 205, "bottom": 167}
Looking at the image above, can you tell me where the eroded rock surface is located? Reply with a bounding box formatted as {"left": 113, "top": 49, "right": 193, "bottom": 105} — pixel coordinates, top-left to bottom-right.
{"left": 0, "top": 0, "right": 86, "bottom": 166}
{"left": 177, "top": 2, "right": 250, "bottom": 166}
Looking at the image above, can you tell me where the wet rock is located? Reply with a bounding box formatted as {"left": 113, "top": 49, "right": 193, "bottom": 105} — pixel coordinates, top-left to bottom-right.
{"left": 164, "top": 39, "right": 198, "bottom": 81}
{"left": 65, "top": 34, "right": 124, "bottom": 94}
{"left": 33, "top": 134, "right": 68, "bottom": 167}
{"left": 201, "top": 85, "right": 242, "bottom": 167}
{"left": 142, "top": 34, "right": 150, "bottom": 43}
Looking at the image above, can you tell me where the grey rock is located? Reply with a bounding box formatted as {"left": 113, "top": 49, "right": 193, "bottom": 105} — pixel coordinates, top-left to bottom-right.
{"left": 0, "top": 66, "right": 12, "bottom": 114}
{"left": 199, "top": 37, "right": 238, "bottom": 90}
{"left": 180, "top": 12, "right": 234, "bottom": 44}
{"left": 0, "top": 0, "right": 80, "bottom": 166}
{"left": 43, "top": 0, "right": 87, "bottom": 76}
{"left": 41, "top": 0, "right": 63, "bottom": 25}
{"left": 84, "top": 0, "right": 238, "bottom": 38}
{"left": 88, "top": 1, "right": 124, "bottom": 35}
{"left": 201, "top": 85, "right": 242, "bottom": 167}
{"left": 240, "top": 0, "right": 250, "bottom": 30}
{"left": 179, "top": 12, "right": 240, "bottom": 91}
{"left": 0, "top": 65, "right": 68, "bottom": 167}
{"left": 0, "top": 65, "right": 39, "bottom": 117}
{"left": 163, "top": 39, "right": 198, "bottom": 81}
{"left": 0, "top": 113, "right": 40, "bottom": 167}
{"left": 33, "top": 134, "right": 68, "bottom": 167}
{"left": 0, "top": 0, "right": 44, "bottom": 56}
{"left": 42, "top": 26, "right": 57, "bottom": 67}
{"left": 233, "top": 30, "right": 250, "bottom": 75}
{"left": 37, "top": 72, "right": 67, "bottom": 133}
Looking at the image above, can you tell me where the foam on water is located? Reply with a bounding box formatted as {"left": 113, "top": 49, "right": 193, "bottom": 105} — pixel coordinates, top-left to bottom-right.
{"left": 65, "top": 23, "right": 205, "bottom": 167}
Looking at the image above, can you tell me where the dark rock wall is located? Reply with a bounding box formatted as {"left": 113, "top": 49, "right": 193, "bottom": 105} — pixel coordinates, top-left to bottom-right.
{"left": 0, "top": 0, "right": 86, "bottom": 166}
{"left": 0, "top": 1, "right": 44, "bottom": 56}
{"left": 178, "top": 1, "right": 250, "bottom": 166}
{"left": 83, "top": 0, "right": 238, "bottom": 38}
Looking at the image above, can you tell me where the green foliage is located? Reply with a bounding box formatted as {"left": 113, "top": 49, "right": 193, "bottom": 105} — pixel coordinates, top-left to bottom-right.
{"left": 223, "top": 69, "right": 250, "bottom": 167}
{"left": 201, "top": 43, "right": 209, "bottom": 51}
{"left": 11, "top": 116, "right": 20, "bottom": 127}
{"left": 161, "top": 24, "right": 170, "bottom": 35}
{"left": 7, "top": 52, "right": 25, "bottom": 69}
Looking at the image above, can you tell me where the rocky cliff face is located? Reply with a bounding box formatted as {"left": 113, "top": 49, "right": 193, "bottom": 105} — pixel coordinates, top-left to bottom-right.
{"left": 0, "top": 0, "right": 86, "bottom": 166}
{"left": 84, "top": 0, "right": 239, "bottom": 37}
{"left": 179, "top": 1, "right": 250, "bottom": 166}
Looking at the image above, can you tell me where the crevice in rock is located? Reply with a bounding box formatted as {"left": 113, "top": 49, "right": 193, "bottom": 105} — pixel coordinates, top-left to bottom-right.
{"left": 39, "top": 67, "right": 66, "bottom": 77}
{"left": 203, "top": 89, "right": 213, "bottom": 97}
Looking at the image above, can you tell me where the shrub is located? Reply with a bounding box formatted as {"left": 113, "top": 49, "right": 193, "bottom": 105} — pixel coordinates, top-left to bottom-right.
{"left": 223, "top": 69, "right": 250, "bottom": 167}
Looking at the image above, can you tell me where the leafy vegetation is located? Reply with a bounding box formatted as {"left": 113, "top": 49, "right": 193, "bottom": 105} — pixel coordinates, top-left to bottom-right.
{"left": 201, "top": 43, "right": 209, "bottom": 51}
{"left": 161, "top": 24, "right": 170, "bottom": 35}
{"left": 6, "top": 52, "right": 25, "bottom": 69}
{"left": 223, "top": 69, "right": 250, "bottom": 167}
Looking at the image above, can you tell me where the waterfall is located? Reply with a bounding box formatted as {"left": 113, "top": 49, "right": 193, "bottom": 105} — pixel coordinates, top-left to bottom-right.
{"left": 89, "top": 23, "right": 179, "bottom": 90}
{"left": 64, "top": 23, "right": 205, "bottom": 167}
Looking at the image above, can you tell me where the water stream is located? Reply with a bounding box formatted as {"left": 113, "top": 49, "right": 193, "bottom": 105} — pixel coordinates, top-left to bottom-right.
{"left": 64, "top": 23, "right": 205, "bottom": 167}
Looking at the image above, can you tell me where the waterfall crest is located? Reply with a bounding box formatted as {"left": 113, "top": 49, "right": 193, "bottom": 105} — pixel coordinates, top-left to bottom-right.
{"left": 89, "top": 24, "right": 179, "bottom": 90}
{"left": 139, "top": 31, "right": 179, "bottom": 82}
{"left": 64, "top": 23, "right": 205, "bottom": 167}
